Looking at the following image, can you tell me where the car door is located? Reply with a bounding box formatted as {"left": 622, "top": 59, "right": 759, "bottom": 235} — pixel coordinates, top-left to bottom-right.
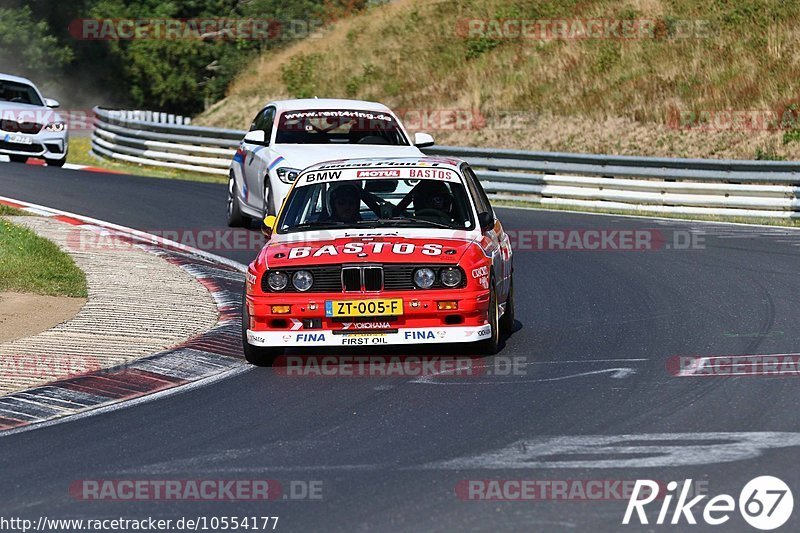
{"left": 242, "top": 106, "right": 276, "bottom": 212}
{"left": 462, "top": 164, "right": 512, "bottom": 298}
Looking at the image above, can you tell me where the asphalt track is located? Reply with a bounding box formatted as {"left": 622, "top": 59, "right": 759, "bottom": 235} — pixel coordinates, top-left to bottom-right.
{"left": 2, "top": 162, "right": 800, "bottom": 531}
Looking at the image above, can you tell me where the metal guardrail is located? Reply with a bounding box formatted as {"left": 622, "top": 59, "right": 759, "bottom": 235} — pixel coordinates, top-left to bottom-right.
{"left": 92, "top": 107, "right": 800, "bottom": 219}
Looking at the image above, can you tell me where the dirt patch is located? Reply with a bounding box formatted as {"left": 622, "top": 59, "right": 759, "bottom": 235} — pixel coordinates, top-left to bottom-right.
{"left": 0, "top": 292, "right": 86, "bottom": 343}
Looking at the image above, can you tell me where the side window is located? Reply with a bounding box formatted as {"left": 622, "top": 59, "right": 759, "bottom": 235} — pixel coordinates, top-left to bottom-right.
{"left": 462, "top": 165, "right": 492, "bottom": 215}
{"left": 261, "top": 107, "right": 276, "bottom": 144}
{"left": 250, "top": 107, "right": 276, "bottom": 137}
{"left": 249, "top": 110, "right": 263, "bottom": 131}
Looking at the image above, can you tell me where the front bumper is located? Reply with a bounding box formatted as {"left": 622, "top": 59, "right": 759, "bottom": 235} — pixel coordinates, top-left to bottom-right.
{"left": 245, "top": 289, "right": 492, "bottom": 347}
{"left": 247, "top": 324, "right": 492, "bottom": 347}
{"left": 0, "top": 131, "right": 68, "bottom": 160}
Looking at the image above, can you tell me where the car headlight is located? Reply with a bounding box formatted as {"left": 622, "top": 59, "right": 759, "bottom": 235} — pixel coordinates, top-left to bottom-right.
{"left": 413, "top": 268, "right": 436, "bottom": 289}
{"left": 440, "top": 267, "right": 463, "bottom": 288}
{"left": 292, "top": 270, "right": 314, "bottom": 291}
{"left": 276, "top": 167, "right": 301, "bottom": 184}
{"left": 44, "top": 122, "right": 66, "bottom": 132}
{"left": 267, "top": 271, "right": 289, "bottom": 291}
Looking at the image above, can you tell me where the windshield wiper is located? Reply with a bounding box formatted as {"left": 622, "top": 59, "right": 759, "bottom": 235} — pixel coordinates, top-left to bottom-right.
{"left": 378, "top": 216, "right": 453, "bottom": 229}
{"left": 284, "top": 221, "right": 349, "bottom": 231}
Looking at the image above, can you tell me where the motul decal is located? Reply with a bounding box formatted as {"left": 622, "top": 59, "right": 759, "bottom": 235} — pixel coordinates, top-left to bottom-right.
{"left": 356, "top": 169, "right": 400, "bottom": 178}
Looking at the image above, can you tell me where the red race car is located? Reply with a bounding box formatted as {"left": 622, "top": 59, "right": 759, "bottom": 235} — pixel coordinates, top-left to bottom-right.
{"left": 242, "top": 157, "right": 514, "bottom": 365}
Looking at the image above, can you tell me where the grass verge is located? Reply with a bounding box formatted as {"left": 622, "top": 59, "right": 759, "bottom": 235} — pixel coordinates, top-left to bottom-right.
{"left": 67, "top": 137, "right": 226, "bottom": 184}
{"left": 0, "top": 205, "right": 26, "bottom": 216}
{"left": 0, "top": 217, "right": 88, "bottom": 297}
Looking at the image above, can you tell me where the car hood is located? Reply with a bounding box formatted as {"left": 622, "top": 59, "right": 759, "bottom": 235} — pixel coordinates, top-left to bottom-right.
{"left": 0, "top": 100, "right": 60, "bottom": 122}
{"left": 271, "top": 143, "right": 424, "bottom": 171}
{"left": 259, "top": 229, "right": 479, "bottom": 269}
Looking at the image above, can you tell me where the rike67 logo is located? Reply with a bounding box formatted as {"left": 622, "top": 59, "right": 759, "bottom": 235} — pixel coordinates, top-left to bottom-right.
{"left": 623, "top": 476, "right": 793, "bottom": 530}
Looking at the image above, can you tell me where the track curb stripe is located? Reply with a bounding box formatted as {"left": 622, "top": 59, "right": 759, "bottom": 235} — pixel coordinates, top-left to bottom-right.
{"left": 0, "top": 197, "right": 250, "bottom": 435}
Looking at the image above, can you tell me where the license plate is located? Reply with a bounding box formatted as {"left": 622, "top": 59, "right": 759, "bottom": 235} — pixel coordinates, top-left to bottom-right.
{"left": 325, "top": 298, "right": 403, "bottom": 317}
{"left": 5, "top": 134, "right": 33, "bottom": 145}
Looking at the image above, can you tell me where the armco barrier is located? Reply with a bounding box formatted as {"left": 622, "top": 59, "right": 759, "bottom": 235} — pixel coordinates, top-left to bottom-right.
{"left": 91, "top": 107, "right": 800, "bottom": 218}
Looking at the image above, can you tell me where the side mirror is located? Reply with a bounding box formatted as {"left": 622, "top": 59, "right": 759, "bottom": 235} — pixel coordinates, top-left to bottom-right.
{"left": 244, "top": 129, "right": 267, "bottom": 145}
{"left": 44, "top": 98, "right": 60, "bottom": 108}
{"left": 413, "top": 132, "right": 435, "bottom": 148}
{"left": 478, "top": 211, "right": 494, "bottom": 231}
{"left": 261, "top": 215, "right": 277, "bottom": 238}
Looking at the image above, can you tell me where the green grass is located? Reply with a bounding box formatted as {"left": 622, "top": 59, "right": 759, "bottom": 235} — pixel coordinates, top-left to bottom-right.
{"left": 0, "top": 205, "right": 26, "bottom": 216}
{"left": 67, "top": 137, "right": 226, "bottom": 184}
{"left": 493, "top": 199, "right": 800, "bottom": 228}
{"left": 0, "top": 217, "right": 88, "bottom": 297}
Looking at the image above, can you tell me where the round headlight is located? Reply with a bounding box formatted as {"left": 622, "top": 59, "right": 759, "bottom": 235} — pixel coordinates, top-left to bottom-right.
{"left": 292, "top": 270, "right": 314, "bottom": 291}
{"left": 440, "top": 267, "right": 463, "bottom": 288}
{"left": 413, "top": 268, "right": 436, "bottom": 289}
{"left": 267, "top": 271, "right": 288, "bottom": 291}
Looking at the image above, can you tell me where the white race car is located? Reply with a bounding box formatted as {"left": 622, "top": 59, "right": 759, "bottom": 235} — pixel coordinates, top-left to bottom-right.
{"left": 0, "top": 73, "right": 68, "bottom": 167}
{"left": 226, "top": 98, "right": 434, "bottom": 226}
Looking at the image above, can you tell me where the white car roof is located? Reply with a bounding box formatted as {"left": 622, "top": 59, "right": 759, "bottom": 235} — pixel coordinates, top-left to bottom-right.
{"left": 0, "top": 73, "right": 37, "bottom": 86}
{"left": 267, "top": 98, "right": 394, "bottom": 114}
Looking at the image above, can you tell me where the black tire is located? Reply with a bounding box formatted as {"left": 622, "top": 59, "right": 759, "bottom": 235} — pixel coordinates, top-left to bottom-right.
{"left": 46, "top": 157, "right": 66, "bottom": 167}
{"left": 476, "top": 281, "right": 500, "bottom": 355}
{"left": 264, "top": 181, "right": 275, "bottom": 217}
{"left": 8, "top": 155, "right": 28, "bottom": 163}
{"left": 241, "top": 290, "right": 282, "bottom": 366}
{"left": 227, "top": 173, "right": 250, "bottom": 228}
{"left": 499, "top": 275, "right": 515, "bottom": 334}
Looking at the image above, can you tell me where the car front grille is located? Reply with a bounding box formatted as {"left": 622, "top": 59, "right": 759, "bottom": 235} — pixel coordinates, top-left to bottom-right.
{"left": 262, "top": 264, "right": 464, "bottom": 293}
{"left": 342, "top": 268, "right": 361, "bottom": 292}
{"left": 0, "top": 120, "right": 43, "bottom": 134}
{"left": 0, "top": 141, "right": 43, "bottom": 153}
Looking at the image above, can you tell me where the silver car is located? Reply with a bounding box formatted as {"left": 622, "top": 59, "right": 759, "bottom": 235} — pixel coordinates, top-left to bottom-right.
{"left": 0, "top": 73, "right": 68, "bottom": 167}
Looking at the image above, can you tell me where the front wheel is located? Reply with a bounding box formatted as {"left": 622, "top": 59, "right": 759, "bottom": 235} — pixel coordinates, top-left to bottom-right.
{"left": 241, "top": 290, "right": 282, "bottom": 366}
{"left": 476, "top": 282, "right": 500, "bottom": 355}
{"left": 263, "top": 181, "right": 275, "bottom": 217}
{"left": 227, "top": 173, "right": 250, "bottom": 228}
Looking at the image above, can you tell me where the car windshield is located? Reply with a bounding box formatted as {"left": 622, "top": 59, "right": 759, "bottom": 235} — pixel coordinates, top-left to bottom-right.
{"left": 0, "top": 81, "right": 43, "bottom": 106}
{"left": 277, "top": 175, "right": 475, "bottom": 233}
{"left": 275, "top": 109, "right": 408, "bottom": 145}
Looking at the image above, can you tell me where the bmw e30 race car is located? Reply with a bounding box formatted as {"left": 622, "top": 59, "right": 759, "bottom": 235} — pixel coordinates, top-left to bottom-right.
{"left": 242, "top": 156, "right": 514, "bottom": 366}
